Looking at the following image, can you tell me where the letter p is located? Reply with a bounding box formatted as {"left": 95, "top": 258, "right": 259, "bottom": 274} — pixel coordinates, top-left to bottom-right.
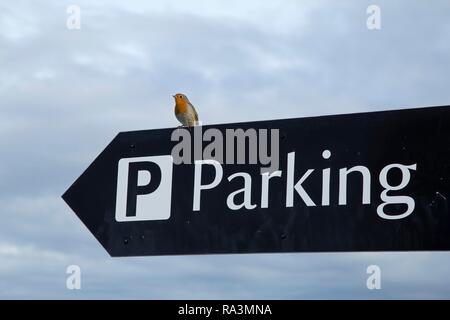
{"left": 115, "top": 156, "right": 173, "bottom": 221}
{"left": 193, "top": 160, "right": 223, "bottom": 211}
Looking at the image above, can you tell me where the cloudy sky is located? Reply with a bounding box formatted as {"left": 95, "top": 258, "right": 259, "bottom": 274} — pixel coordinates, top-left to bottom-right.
{"left": 1, "top": 0, "right": 450, "bottom": 299}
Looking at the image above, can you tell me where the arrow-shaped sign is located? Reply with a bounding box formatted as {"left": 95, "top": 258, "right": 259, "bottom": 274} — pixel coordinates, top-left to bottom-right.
{"left": 63, "top": 106, "right": 450, "bottom": 257}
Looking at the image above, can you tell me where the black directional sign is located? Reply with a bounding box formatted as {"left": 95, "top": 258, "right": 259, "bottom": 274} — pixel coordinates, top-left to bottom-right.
{"left": 63, "top": 106, "right": 450, "bottom": 257}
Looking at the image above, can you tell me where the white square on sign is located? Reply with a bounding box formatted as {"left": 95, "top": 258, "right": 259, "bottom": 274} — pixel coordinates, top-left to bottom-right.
{"left": 115, "top": 155, "right": 173, "bottom": 222}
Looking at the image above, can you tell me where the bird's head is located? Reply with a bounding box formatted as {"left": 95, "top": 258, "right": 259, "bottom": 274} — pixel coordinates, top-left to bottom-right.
{"left": 173, "top": 93, "right": 189, "bottom": 105}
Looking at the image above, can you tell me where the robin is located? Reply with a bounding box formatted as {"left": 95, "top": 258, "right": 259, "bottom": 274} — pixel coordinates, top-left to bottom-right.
{"left": 173, "top": 93, "right": 199, "bottom": 127}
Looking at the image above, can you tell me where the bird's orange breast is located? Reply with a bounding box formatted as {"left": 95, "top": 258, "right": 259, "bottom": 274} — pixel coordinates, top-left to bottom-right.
{"left": 175, "top": 100, "right": 188, "bottom": 115}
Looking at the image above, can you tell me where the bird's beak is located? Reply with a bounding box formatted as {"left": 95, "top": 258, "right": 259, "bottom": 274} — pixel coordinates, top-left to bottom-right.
{"left": 172, "top": 95, "right": 176, "bottom": 99}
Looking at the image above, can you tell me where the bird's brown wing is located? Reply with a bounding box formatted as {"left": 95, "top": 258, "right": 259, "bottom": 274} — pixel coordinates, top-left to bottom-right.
{"left": 191, "top": 103, "right": 199, "bottom": 122}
